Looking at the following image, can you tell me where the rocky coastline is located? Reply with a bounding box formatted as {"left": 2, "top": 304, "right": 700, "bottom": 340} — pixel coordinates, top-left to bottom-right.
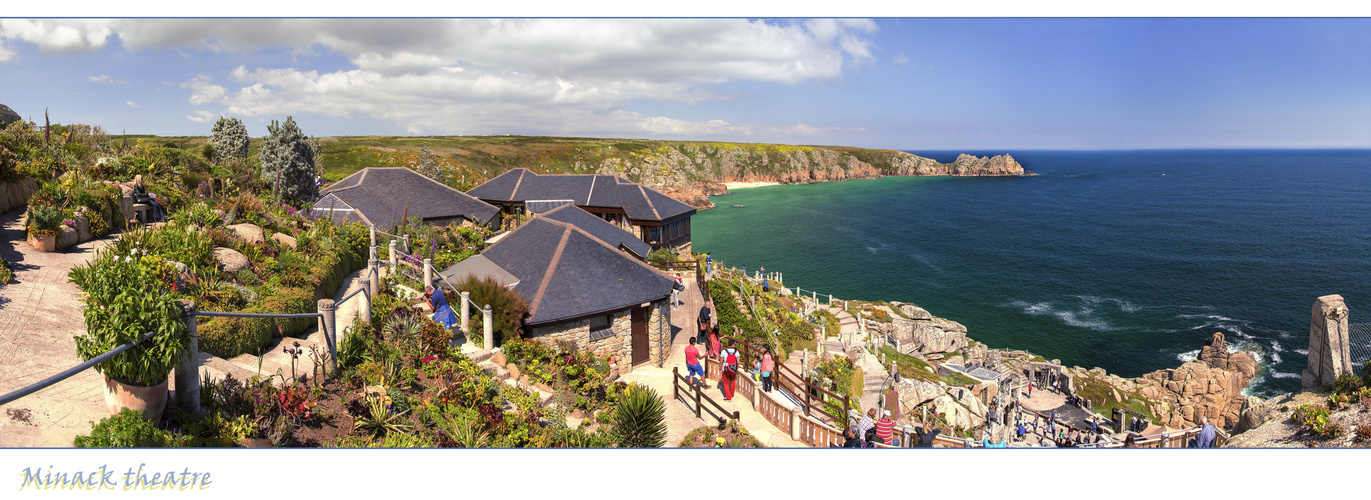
{"left": 585, "top": 145, "right": 1033, "bottom": 210}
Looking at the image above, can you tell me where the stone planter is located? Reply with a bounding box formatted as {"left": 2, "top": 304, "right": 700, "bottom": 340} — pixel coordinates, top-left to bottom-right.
{"left": 27, "top": 232, "right": 56, "bottom": 252}
{"left": 102, "top": 375, "right": 169, "bottom": 422}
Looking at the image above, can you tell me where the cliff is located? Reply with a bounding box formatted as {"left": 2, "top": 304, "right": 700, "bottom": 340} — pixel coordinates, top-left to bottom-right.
{"left": 317, "top": 137, "right": 1033, "bottom": 211}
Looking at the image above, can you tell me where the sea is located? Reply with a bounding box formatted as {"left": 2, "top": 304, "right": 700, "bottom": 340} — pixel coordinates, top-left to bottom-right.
{"left": 692, "top": 149, "right": 1371, "bottom": 397}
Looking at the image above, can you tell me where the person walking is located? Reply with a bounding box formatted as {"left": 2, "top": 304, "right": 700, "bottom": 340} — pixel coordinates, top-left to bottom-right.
{"left": 760, "top": 345, "right": 774, "bottom": 392}
{"left": 685, "top": 337, "right": 706, "bottom": 389}
{"left": 672, "top": 275, "right": 683, "bottom": 310}
{"left": 705, "top": 253, "right": 712, "bottom": 275}
{"left": 708, "top": 325, "right": 721, "bottom": 359}
{"left": 719, "top": 339, "right": 740, "bottom": 401}
{"left": 697, "top": 304, "right": 712, "bottom": 347}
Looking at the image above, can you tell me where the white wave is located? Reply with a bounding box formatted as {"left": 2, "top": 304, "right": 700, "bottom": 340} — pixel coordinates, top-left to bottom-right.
{"left": 1055, "top": 311, "right": 1112, "bottom": 331}
{"left": 1177, "top": 349, "right": 1200, "bottom": 363}
{"left": 1295, "top": 349, "right": 1309, "bottom": 355}
{"left": 1270, "top": 371, "right": 1300, "bottom": 379}
{"left": 1270, "top": 341, "right": 1284, "bottom": 353}
{"left": 866, "top": 246, "right": 880, "bottom": 254}
{"left": 1271, "top": 351, "right": 1282, "bottom": 364}
{"left": 1009, "top": 301, "right": 1053, "bottom": 316}
{"left": 1077, "top": 295, "right": 1142, "bottom": 312}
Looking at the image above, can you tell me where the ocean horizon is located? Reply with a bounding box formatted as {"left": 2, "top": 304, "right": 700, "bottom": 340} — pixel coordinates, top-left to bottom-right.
{"left": 693, "top": 148, "right": 1371, "bottom": 397}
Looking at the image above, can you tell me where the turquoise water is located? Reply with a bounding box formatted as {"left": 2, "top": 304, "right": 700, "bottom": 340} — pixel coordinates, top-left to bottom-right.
{"left": 693, "top": 150, "right": 1371, "bottom": 397}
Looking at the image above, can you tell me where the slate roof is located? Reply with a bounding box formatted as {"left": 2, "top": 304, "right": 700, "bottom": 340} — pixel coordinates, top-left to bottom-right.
{"left": 438, "top": 254, "right": 521, "bottom": 290}
{"left": 0, "top": 104, "right": 19, "bottom": 125}
{"left": 536, "top": 204, "right": 651, "bottom": 259}
{"left": 313, "top": 167, "right": 500, "bottom": 230}
{"left": 482, "top": 216, "right": 673, "bottom": 325}
{"left": 468, "top": 168, "right": 695, "bottom": 222}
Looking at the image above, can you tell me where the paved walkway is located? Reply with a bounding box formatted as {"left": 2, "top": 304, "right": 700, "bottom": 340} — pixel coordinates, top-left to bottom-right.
{"left": 0, "top": 208, "right": 118, "bottom": 447}
{"left": 619, "top": 272, "right": 802, "bottom": 447}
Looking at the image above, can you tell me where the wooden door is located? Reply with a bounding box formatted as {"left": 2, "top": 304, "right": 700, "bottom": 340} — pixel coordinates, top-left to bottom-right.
{"left": 631, "top": 306, "right": 649, "bottom": 365}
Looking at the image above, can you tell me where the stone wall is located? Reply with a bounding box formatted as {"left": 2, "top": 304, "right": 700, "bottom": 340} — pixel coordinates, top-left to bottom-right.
{"left": 0, "top": 177, "right": 38, "bottom": 215}
{"left": 524, "top": 298, "right": 671, "bottom": 374}
{"left": 1302, "top": 294, "right": 1353, "bottom": 390}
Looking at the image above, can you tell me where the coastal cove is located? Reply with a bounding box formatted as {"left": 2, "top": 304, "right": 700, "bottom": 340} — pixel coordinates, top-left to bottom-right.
{"left": 693, "top": 149, "right": 1371, "bottom": 397}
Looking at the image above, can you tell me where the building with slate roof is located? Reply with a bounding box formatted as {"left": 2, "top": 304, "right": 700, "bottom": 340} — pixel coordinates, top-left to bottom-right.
{"left": 445, "top": 215, "right": 674, "bottom": 370}
{"left": 0, "top": 104, "right": 20, "bottom": 127}
{"left": 309, "top": 167, "right": 500, "bottom": 231}
{"left": 467, "top": 168, "right": 696, "bottom": 249}
{"left": 535, "top": 203, "right": 652, "bottom": 259}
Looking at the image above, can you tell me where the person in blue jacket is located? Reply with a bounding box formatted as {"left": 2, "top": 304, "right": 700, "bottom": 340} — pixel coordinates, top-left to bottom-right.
{"left": 425, "top": 285, "right": 458, "bottom": 330}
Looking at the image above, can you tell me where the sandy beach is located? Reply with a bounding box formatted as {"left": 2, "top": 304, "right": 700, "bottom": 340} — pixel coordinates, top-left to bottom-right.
{"left": 724, "top": 181, "right": 781, "bottom": 190}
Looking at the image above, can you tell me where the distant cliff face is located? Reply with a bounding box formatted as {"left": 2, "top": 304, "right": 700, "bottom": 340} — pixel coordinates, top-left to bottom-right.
{"left": 576, "top": 143, "right": 1031, "bottom": 210}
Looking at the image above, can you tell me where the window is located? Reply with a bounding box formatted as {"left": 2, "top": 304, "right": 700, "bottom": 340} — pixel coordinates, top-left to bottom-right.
{"left": 589, "top": 314, "right": 615, "bottom": 340}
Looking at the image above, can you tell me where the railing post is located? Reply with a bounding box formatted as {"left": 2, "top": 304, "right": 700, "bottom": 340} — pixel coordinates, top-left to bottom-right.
{"left": 460, "top": 291, "right": 471, "bottom": 334}
{"left": 368, "top": 258, "right": 379, "bottom": 299}
{"left": 369, "top": 226, "right": 377, "bottom": 259}
{"left": 483, "top": 304, "right": 493, "bottom": 350}
{"left": 423, "top": 258, "right": 433, "bottom": 289}
{"left": 388, "top": 240, "right": 398, "bottom": 273}
{"left": 319, "top": 299, "right": 337, "bottom": 373}
{"left": 403, "top": 234, "right": 410, "bottom": 253}
{"left": 176, "top": 301, "right": 202, "bottom": 416}
{"left": 358, "top": 275, "right": 372, "bottom": 326}
{"left": 694, "top": 380, "right": 702, "bottom": 420}
{"left": 673, "top": 367, "right": 679, "bottom": 402}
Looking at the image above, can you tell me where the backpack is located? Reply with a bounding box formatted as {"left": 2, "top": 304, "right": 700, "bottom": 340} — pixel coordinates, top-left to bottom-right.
{"left": 723, "top": 349, "right": 739, "bottom": 372}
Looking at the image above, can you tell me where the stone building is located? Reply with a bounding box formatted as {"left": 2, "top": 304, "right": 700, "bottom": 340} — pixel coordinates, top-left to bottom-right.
{"left": 0, "top": 104, "right": 20, "bottom": 127}
{"left": 467, "top": 168, "right": 696, "bottom": 249}
{"left": 442, "top": 205, "right": 673, "bottom": 371}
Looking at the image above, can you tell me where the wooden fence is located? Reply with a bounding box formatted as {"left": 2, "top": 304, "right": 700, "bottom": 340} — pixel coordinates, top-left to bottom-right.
{"left": 672, "top": 367, "right": 740, "bottom": 425}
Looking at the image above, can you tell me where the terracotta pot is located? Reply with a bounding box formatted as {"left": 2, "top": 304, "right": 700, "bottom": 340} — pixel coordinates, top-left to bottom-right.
{"left": 102, "top": 375, "right": 169, "bottom": 422}
{"left": 28, "top": 232, "right": 55, "bottom": 252}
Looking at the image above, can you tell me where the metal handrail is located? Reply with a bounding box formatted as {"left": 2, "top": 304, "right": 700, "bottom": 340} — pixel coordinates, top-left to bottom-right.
{"left": 197, "top": 311, "right": 321, "bottom": 319}
{"left": 0, "top": 330, "right": 157, "bottom": 406}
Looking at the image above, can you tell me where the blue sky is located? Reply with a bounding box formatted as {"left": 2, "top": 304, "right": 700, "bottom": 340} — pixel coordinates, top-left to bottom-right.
{"left": 0, "top": 18, "right": 1367, "bottom": 149}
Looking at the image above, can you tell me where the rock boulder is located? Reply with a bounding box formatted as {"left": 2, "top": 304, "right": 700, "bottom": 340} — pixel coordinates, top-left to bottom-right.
{"left": 226, "top": 223, "right": 265, "bottom": 244}
{"left": 213, "top": 247, "right": 250, "bottom": 273}
{"left": 271, "top": 232, "right": 298, "bottom": 250}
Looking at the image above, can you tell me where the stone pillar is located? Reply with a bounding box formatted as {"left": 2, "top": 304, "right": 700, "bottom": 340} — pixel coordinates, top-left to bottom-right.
{"left": 1303, "top": 294, "right": 1353, "bottom": 390}
{"left": 789, "top": 406, "right": 804, "bottom": 441}
{"left": 424, "top": 257, "right": 433, "bottom": 289}
{"left": 458, "top": 290, "right": 471, "bottom": 334}
{"left": 388, "top": 240, "right": 398, "bottom": 273}
{"left": 483, "top": 304, "right": 494, "bottom": 350}
{"left": 369, "top": 226, "right": 377, "bottom": 260}
{"left": 318, "top": 299, "right": 337, "bottom": 373}
{"left": 176, "top": 301, "right": 203, "bottom": 416}
{"left": 367, "top": 258, "right": 379, "bottom": 299}
{"left": 358, "top": 278, "right": 371, "bottom": 326}
{"left": 460, "top": 291, "right": 470, "bottom": 334}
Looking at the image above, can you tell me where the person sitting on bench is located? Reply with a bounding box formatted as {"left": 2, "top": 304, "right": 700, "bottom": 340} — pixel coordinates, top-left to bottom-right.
{"left": 132, "top": 174, "right": 165, "bottom": 222}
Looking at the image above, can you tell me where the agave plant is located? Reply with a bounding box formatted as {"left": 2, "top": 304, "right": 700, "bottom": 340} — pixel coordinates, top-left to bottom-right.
{"left": 382, "top": 314, "right": 424, "bottom": 340}
{"left": 439, "top": 413, "right": 490, "bottom": 448}
{"left": 613, "top": 384, "right": 667, "bottom": 448}
{"left": 353, "top": 392, "right": 412, "bottom": 438}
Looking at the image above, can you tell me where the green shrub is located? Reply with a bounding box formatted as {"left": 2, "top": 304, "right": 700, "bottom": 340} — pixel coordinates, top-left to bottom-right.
{"left": 259, "top": 287, "right": 314, "bottom": 337}
{"left": 458, "top": 275, "right": 529, "bottom": 347}
{"left": 75, "top": 408, "right": 181, "bottom": 448}
{"left": 197, "top": 309, "right": 274, "bottom": 359}
{"left": 26, "top": 204, "right": 64, "bottom": 235}
{"left": 1333, "top": 373, "right": 1364, "bottom": 395}
{"left": 613, "top": 384, "right": 666, "bottom": 448}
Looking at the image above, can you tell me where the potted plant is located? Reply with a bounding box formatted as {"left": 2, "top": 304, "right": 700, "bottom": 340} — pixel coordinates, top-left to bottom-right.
{"left": 26, "top": 205, "right": 63, "bottom": 252}
{"left": 70, "top": 247, "right": 189, "bottom": 422}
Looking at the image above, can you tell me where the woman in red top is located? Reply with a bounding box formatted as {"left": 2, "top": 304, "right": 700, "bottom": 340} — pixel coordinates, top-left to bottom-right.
{"left": 708, "top": 325, "right": 721, "bottom": 359}
{"left": 874, "top": 410, "right": 896, "bottom": 445}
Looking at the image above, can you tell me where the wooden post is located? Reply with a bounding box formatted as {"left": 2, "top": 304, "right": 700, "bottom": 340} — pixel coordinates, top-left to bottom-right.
{"left": 460, "top": 291, "right": 470, "bottom": 334}
{"left": 673, "top": 367, "right": 679, "bottom": 402}
{"left": 694, "top": 380, "right": 702, "bottom": 419}
{"left": 483, "top": 304, "right": 493, "bottom": 350}
{"left": 318, "top": 299, "right": 337, "bottom": 373}
{"left": 176, "top": 301, "right": 202, "bottom": 416}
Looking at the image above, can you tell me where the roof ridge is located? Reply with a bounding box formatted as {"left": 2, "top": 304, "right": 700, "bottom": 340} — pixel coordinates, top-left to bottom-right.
{"left": 538, "top": 217, "right": 671, "bottom": 279}
{"left": 637, "top": 184, "right": 661, "bottom": 220}
{"left": 528, "top": 223, "right": 572, "bottom": 318}
{"left": 510, "top": 168, "right": 529, "bottom": 199}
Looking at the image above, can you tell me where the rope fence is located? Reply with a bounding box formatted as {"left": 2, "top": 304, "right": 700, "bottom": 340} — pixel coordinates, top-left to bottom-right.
{"left": 0, "top": 330, "right": 158, "bottom": 407}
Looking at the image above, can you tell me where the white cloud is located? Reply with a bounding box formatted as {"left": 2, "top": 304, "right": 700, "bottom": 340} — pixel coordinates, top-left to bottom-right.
{"left": 126, "top": 101, "right": 140, "bottom": 108}
{"left": 90, "top": 74, "right": 126, "bottom": 84}
{"left": 2, "top": 19, "right": 881, "bottom": 140}
{"left": 186, "top": 110, "right": 214, "bottom": 123}
{"left": 0, "top": 42, "right": 14, "bottom": 62}
{"left": 894, "top": 52, "right": 909, "bottom": 65}
{"left": 0, "top": 19, "right": 115, "bottom": 53}
{"left": 180, "top": 74, "right": 226, "bottom": 105}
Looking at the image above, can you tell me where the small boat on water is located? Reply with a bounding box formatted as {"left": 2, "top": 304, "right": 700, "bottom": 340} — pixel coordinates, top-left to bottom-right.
{"left": 732, "top": 204, "right": 746, "bottom": 208}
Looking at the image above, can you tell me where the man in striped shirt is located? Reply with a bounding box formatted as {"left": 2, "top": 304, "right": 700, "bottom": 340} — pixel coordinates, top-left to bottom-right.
{"left": 874, "top": 410, "right": 896, "bottom": 446}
